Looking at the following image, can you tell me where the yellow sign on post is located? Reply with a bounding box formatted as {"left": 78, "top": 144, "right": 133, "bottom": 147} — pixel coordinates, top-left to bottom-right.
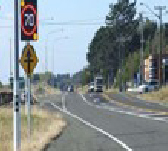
{"left": 20, "top": 44, "right": 39, "bottom": 75}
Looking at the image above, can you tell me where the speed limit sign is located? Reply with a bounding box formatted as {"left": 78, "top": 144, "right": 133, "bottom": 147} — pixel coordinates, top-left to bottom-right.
{"left": 21, "top": 0, "right": 38, "bottom": 41}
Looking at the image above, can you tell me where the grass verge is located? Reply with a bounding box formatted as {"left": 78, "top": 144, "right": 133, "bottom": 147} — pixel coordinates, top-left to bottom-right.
{"left": 0, "top": 105, "right": 67, "bottom": 151}
{"left": 139, "top": 86, "right": 168, "bottom": 103}
{"left": 104, "top": 88, "right": 119, "bottom": 94}
{"left": 77, "top": 85, "right": 89, "bottom": 94}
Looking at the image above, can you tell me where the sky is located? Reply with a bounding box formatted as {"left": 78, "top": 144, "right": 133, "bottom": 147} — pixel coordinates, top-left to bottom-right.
{"left": 0, "top": 0, "right": 168, "bottom": 84}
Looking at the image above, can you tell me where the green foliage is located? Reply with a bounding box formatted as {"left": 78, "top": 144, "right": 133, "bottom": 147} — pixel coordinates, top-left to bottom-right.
{"left": 86, "top": 0, "right": 167, "bottom": 88}
{"left": 0, "top": 81, "right": 3, "bottom": 88}
{"left": 82, "top": 68, "right": 91, "bottom": 86}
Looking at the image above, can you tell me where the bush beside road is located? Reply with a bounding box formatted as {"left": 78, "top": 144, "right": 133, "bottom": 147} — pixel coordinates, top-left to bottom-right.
{"left": 0, "top": 105, "right": 66, "bottom": 151}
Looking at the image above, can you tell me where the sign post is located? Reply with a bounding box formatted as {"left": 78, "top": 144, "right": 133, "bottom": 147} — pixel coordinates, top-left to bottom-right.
{"left": 20, "top": 43, "right": 39, "bottom": 143}
{"left": 14, "top": 0, "right": 21, "bottom": 151}
{"left": 27, "top": 73, "right": 31, "bottom": 142}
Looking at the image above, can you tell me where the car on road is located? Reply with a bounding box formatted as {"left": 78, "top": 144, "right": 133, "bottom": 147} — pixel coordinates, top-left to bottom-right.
{"left": 142, "top": 80, "right": 159, "bottom": 92}
{"left": 94, "top": 75, "right": 103, "bottom": 92}
{"left": 68, "top": 85, "right": 74, "bottom": 92}
{"left": 21, "top": 92, "right": 36, "bottom": 104}
{"left": 88, "top": 82, "right": 94, "bottom": 92}
{"left": 127, "top": 80, "right": 159, "bottom": 94}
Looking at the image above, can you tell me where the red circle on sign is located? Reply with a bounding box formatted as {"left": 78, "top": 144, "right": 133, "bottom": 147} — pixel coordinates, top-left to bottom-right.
{"left": 21, "top": 5, "right": 37, "bottom": 37}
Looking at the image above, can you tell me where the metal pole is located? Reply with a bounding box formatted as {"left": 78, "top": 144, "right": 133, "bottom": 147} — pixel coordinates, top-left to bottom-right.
{"left": 45, "top": 41, "right": 48, "bottom": 93}
{"left": 159, "top": 8, "right": 163, "bottom": 87}
{"left": 45, "top": 41, "right": 48, "bottom": 73}
{"left": 45, "top": 41, "right": 47, "bottom": 94}
{"left": 53, "top": 44, "right": 55, "bottom": 87}
{"left": 13, "top": 0, "right": 21, "bottom": 150}
{"left": 154, "top": 6, "right": 166, "bottom": 87}
{"left": 27, "top": 75, "right": 31, "bottom": 143}
{"left": 163, "top": 60, "right": 165, "bottom": 85}
{"left": 25, "top": 74, "right": 27, "bottom": 114}
{"left": 119, "top": 36, "right": 122, "bottom": 92}
{"left": 140, "top": 13, "right": 144, "bottom": 85}
{"left": 10, "top": 38, "right": 12, "bottom": 78}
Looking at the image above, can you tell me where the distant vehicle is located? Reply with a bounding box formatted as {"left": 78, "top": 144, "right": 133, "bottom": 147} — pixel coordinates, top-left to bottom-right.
{"left": 68, "top": 85, "right": 74, "bottom": 92}
{"left": 94, "top": 75, "right": 103, "bottom": 92}
{"left": 88, "top": 82, "right": 94, "bottom": 92}
{"left": 21, "top": 92, "right": 36, "bottom": 104}
{"left": 144, "top": 80, "right": 159, "bottom": 92}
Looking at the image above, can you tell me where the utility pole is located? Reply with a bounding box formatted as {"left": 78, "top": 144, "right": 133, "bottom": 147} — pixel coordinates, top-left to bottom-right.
{"left": 140, "top": 13, "right": 144, "bottom": 85}
{"left": 13, "top": 0, "right": 21, "bottom": 151}
{"left": 53, "top": 44, "right": 55, "bottom": 87}
{"left": 10, "top": 37, "right": 13, "bottom": 90}
{"left": 118, "top": 14, "right": 124, "bottom": 92}
{"left": 119, "top": 37, "right": 122, "bottom": 92}
{"left": 45, "top": 42, "right": 48, "bottom": 73}
{"left": 154, "top": 6, "right": 166, "bottom": 87}
{"left": 45, "top": 42, "right": 48, "bottom": 92}
{"left": 10, "top": 38, "right": 12, "bottom": 78}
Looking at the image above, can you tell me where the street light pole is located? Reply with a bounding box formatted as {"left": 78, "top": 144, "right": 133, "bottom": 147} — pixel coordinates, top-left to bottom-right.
{"left": 140, "top": 13, "right": 144, "bottom": 85}
{"left": 44, "top": 29, "right": 63, "bottom": 87}
{"left": 155, "top": 6, "right": 166, "bottom": 87}
{"left": 53, "top": 44, "right": 55, "bottom": 87}
{"left": 52, "top": 36, "right": 69, "bottom": 87}
{"left": 118, "top": 14, "right": 124, "bottom": 92}
{"left": 45, "top": 42, "right": 48, "bottom": 73}
{"left": 10, "top": 37, "right": 12, "bottom": 78}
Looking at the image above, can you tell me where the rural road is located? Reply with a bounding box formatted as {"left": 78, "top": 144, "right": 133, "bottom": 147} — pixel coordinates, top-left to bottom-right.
{"left": 39, "top": 92, "right": 168, "bottom": 151}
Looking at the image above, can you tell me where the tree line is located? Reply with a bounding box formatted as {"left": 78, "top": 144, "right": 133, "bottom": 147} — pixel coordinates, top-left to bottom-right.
{"left": 82, "top": 0, "right": 168, "bottom": 88}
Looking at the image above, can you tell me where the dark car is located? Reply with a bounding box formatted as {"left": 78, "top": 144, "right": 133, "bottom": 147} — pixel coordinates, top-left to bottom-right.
{"left": 21, "top": 92, "right": 36, "bottom": 104}
{"left": 68, "top": 85, "right": 74, "bottom": 92}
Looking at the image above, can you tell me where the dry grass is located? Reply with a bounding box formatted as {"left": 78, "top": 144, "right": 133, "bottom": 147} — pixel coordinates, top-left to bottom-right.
{"left": 0, "top": 105, "right": 67, "bottom": 151}
{"left": 139, "top": 86, "right": 168, "bottom": 103}
{"left": 77, "top": 85, "right": 89, "bottom": 94}
{"left": 46, "top": 88, "right": 61, "bottom": 95}
{"left": 104, "top": 88, "right": 119, "bottom": 93}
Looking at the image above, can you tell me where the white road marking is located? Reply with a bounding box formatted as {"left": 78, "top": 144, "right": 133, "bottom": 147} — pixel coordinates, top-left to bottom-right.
{"left": 48, "top": 101, "right": 133, "bottom": 151}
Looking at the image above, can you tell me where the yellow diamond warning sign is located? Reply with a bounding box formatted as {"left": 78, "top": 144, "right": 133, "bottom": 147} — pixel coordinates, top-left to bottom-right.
{"left": 20, "top": 44, "right": 39, "bottom": 75}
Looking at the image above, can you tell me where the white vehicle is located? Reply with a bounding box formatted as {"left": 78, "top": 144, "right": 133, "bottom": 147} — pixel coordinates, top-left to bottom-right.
{"left": 67, "top": 85, "right": 74, "bottom": 92}
{"left": 127, "top": 80, "right": 159, "bottom": 93}
{"left": 144, "top": 80, "right": 159, "bottom": 92}
{"left": 88, "top": 82, "right": 94, "bottom": 92}
{"left": 21, "top": 91, "right": 36, "bottom": 104}
{"left": 94, "top": 75, "right": 103, "bottom": 92}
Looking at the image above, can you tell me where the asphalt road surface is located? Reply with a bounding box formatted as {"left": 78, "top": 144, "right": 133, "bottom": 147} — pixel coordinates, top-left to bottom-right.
{"left": 39, "top": 92, "right": 168, "bottom": 151}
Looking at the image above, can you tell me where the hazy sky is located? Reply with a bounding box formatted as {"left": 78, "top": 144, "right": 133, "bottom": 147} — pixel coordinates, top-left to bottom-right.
{"left": 0, "top": 0, "right": 168, "bottom": 84}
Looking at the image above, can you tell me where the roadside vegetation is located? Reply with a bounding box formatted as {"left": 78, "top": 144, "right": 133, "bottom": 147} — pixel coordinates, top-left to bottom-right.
{"left": 0, "top": 105, "right": 66, "bottom": 151}
{"left": 104, "top": 88, "right": 119, "bottom": 94}
{"left": 140, "top": 86, "right": 168, "bottom": 103}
